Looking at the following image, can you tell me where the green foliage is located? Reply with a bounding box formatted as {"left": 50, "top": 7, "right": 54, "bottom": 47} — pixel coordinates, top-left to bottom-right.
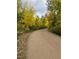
{"left": 48, "top": 0, "right": 61, "bottom": 35}
{"left": 17, "top": 0, "right": 61, "bottom": 35}
{"left": 17, "top": 0, "right": 47, "bottom": 33}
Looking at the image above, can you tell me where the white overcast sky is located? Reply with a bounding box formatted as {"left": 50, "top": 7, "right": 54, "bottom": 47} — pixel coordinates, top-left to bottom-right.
{"left": 21, "top": 0, "right": 48, "bottom": 17}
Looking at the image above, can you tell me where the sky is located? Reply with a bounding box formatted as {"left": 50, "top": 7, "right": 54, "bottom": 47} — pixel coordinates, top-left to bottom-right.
{"left": 21, "top": 0, "right": 48, "bottom": 17}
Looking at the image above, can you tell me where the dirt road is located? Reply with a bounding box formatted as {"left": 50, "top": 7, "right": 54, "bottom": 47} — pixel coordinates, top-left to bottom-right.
{"left": 26, "top": 29, "right": 61, "bottom": 59}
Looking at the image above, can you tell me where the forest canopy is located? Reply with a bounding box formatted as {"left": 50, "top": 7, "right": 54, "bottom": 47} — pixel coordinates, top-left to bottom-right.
{"left": 17, "top": 0, "right": 61, "bottom": 35}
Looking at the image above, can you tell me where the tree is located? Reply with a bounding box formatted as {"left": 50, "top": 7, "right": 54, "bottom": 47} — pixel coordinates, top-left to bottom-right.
{"left": 21, "top": 6, "right": 35, "bottom": 31}
{"left": 17, "top": 0, "right": 22, "bottom": 21}
{"left": 17, "top": 0, "right": 23, "bottom": 33}
{"left": 17, "top": 1, "right": 35, "bottom": 33}
{"left": 47, "top": 0, "right": 61, "bottom": 35}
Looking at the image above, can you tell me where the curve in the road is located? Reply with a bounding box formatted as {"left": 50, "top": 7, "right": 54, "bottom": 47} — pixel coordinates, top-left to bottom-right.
{"left": 26, "top": 29, "right": 61, "bottom": 59}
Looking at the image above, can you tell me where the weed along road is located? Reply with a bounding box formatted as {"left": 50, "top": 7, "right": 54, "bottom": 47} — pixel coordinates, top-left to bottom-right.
{"left": 26, "top": 29, "right": 61, "bottom": 59}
